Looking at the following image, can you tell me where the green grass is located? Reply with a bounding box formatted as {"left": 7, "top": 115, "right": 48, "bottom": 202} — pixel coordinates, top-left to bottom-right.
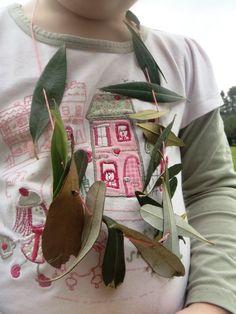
{"left": 231, "top": 146, "right": 236, "bottom": 171}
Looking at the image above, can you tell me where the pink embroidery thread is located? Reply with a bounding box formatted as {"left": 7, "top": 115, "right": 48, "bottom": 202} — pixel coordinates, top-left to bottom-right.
{"left": 11, "top": 264, "right": 21, "bottom": 279}
{"left": 116, "top": 122, "right": 131, "bottom": 142}
{"left": 123, "top": 156, "right": 142, "bottom": 197}
{"left": 105, "top": 125, "right": 112, "bottom": 146}
{"left": 100, "top": 161, "right": 119, "bottom": 189}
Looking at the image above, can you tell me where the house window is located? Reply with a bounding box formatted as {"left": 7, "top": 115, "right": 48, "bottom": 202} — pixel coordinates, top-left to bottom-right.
{"left": 94, "top": 124, "right": 111, "bottom": 147}
{"left": 100, "top": 161, "right": 119, "bottom": 189}
{"left": 116, "top": 123, "right": 131, "bottom": 142}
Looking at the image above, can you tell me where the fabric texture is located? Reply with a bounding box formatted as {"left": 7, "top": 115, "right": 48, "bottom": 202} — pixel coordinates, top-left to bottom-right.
{"left": 0, "top": 3, "right": 235, "bottom": 314}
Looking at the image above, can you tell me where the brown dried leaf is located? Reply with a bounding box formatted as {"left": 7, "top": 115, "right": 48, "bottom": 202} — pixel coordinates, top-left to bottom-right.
{"left": 42, "top": 156, "right": 84, "bottom": 268}
{"left": 46, "top": 181, "right": 106, "bottom": 282}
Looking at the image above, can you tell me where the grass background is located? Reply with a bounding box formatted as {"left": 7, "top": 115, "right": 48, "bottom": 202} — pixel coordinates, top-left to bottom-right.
{"left": 231, "top": 146, "right": 236, "bottom": 170}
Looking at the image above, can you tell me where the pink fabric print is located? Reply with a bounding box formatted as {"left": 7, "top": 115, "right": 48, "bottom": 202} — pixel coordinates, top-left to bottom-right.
{"left": 87, "top": 93, "right": 144, "bottom": 197}
{"left": 11, "top": 264, "right": 22, "bottom": 279}
{"left": 92, "top": 120, "right": 143, "bottom": 196}
{"left": 0, "top": 81, "right": 88, "bottom": 170}
{"left": 0, "top": 100, "right": 34, "bottom": 169}
{"left": 123, "top": 156, "right": 142, "bottom": 197}
{"left": 100, "top": 161, "right": 119, "bottom": 189}
{"left": 94, "top": 124, "right": 112, "bottom": 147}
{"left": 0, "top": 235, "right": 16, "bottom": 259}
{"left": 37, "top": 273, "right": 52, "bottom": 288}
{"left": 13, "top": 187, "right": 47, "bottom": 264}
{"left": 116, "top": 122, "right": 131, "bottom": 142}
{"left": 61, "top": 81, "right": 87, "bottom": 145}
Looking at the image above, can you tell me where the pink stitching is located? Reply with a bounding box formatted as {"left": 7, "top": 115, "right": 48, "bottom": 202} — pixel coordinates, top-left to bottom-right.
{"left": 123, "top": 156, "right": 142, "bottom": 197}
{"left": 105, "top": 125, "right": 112, "bottom": 146}
{"left": 11, "top": 264, "right": 21, "bottom": 279}
{"left": 116, "top": 122, "right": 131, "bottom": 142}
{"left": 100, "top": 161, "right": 119, "bottom": 189}
{"left": 94, "top": 126, "right": 99, "bottom": 146}
{"left": 13, "top": 206, "right": 32, "bottom": 236}
{"left": 93, "top": 125, "right": 111, "bottom": 147}
{"left": 31, "top": 226, "right": 43, "bottom": 262}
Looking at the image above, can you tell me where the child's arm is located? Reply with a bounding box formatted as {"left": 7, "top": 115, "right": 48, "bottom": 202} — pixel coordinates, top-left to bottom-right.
{"left": 176, "top": 302, "right": 228, "bottom": 314}
{"left": 179, "top": 109, "right": 236, "bottom": 313}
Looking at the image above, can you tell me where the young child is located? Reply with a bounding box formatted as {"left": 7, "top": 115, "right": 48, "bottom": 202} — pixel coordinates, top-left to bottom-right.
{"left": 0, "top": 0, "right": 235, "bottom": 313}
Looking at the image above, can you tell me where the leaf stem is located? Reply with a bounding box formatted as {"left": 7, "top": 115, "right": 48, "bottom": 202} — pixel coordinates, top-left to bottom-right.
{"left": 43, "top": 89, "right": 54, "bottom": 130}
{"left": 145, "top": 67, "right": 160, "bottom": 112}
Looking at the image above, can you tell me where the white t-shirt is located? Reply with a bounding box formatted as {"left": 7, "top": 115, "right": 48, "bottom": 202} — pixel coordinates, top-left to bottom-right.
{"left": 0, "top": 4, "right": 222, "bottom": 314}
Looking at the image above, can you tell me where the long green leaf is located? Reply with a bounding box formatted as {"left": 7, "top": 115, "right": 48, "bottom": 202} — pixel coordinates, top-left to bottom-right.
{"left": 169, "top": 177, "right": 178, "bottom": 198}
{"left": 46, "top": 181, "right": 106, "bottom": 282}
{"left": 126, "top": 23, "right": 165, "bottom": 85}
{"left": 140, "top": 204, "right": 212, "bottom": 244}
{"left": 74, "top": 149, "right": 88, "bottom": 184}
{"left": 112, "top": 222, "right": 185, "bottom": 278}
{"left": 125, "top": 10, "right": 140, "bottom": 27}
{"left": 101, "top": 82, "right": 185, "bottom": 103}
{"left": 135, "top": 191, "right": 162, "bottom": 207}
{"left": 30, "top": 46, "right": 67, "bottom": 144}
{"left": 143, "top": 119, "right": 174, "bottom": 191}
{"left": 102, "top": 216, "right": 126, "bottom": 288}
{"left": 53, "top": 159, "right": 70, "bottom": 199}
{"left": 168, "top": 164, "right": 182, "bottom": 179}
{"left": 162, "top": 181, "right": 180, "bottom": 257}
{"left": 51, "top": 108, "right": 68, "bottom": 197}
{"left": 152, "top": 164, "right": 182, "bottom": 191}
{"left": 137, "top": 122, "right": 185, "bottom": 147}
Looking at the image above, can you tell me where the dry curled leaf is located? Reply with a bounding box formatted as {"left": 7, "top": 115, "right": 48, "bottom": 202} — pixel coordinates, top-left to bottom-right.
{"left": 42, "top": 156, "right": 84, "bottom": 268}
{"left": 44, "top": 181, "right": 106, "bottom": 282}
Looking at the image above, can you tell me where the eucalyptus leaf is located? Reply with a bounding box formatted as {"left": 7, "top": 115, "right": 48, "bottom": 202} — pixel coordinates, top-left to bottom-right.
{"left": 74, "top": 149, "right": 89, "bottom": 184}
{"left": 45, "top": 181, "right": 106, "bottom": 282}
{"left": 162, "top": 181, "right": 180, "bottom": 258}
{"left": 143, "top": 119, "right": 174, "bottom": 191}
{"left": 30, "top": 45, "right": 67, "bottom": 145}
{"left": 134, "top": 239, "right": 185, "bottom": 278}
{"left": 129, "top": 110, "right": 168, "bottom": 121}
{"left": 42, "top": 156, "right": 84, "bottom": 269}
{"left": 168, "top": 164, "right": 182, "bottom": 179}
{"left": 102, "top": 216, "right": 126, "bottom": 288}
{"left": 125, "top": 22, "right": 165, "bottom": 85}
{"left": 169, "top": 177, "right": 178, "bottom": 198}
{"left": 126, "top": 10, "right": 140, "bottom": 27}
{"left": 137, "top": 122, "right": 185, "bottom": 147}
{"left": 112, "top": 222, "right": 185, "bottom": 278}
{"left": 141, "top": 204, "right": 213, "bottom": 244}
{"left": 152, "top": 164, "right": 182, "bottom": 191}
{"left": 101, "top": 82, "right": 185, "bottom": 103}
{"left": 135, "top": 191, "right": 162, "bottom": 207}
{"left": 51, "top": 108, "right": 68, "bottom": 197}
{"left": 53, "top": 159, "right": 70, "bottom": 199}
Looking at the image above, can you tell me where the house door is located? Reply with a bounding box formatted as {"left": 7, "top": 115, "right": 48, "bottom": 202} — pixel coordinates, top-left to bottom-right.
{"left": 123, "top": 156, "right": 142, "bottom": 197}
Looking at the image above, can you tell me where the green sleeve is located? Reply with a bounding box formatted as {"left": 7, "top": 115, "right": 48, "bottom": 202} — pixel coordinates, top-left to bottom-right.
{"left": 179, "top": 109, "right": 236, "bottom": 313}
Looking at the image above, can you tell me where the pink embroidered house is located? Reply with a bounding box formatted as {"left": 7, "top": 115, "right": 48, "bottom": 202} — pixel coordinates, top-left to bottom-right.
{"left": 0, "top": 99, "right": 33, "bottom": 168}
{"left": 60, "top": 81, "right": 87, "bottom": 145}
{"left": 0, "top": 81, "right": 88, "bottom": 169}
{"left": 87, "top": 93, "right": 143, "bottom": 197}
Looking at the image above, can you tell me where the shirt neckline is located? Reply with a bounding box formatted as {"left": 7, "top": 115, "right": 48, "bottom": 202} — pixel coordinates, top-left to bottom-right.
{"left": 8, "top": 3, "right": 147, "bottom": 53}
